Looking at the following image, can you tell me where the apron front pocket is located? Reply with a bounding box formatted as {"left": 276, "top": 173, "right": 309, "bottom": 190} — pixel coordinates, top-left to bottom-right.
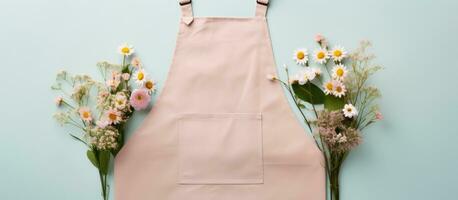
{"left": 177, "top": 113, "right": 263, "bottom": 185}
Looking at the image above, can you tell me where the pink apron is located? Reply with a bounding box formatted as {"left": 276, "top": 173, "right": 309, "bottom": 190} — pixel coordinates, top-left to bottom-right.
{"left": 115, "top": 0, "right": 325, "bottom": 199}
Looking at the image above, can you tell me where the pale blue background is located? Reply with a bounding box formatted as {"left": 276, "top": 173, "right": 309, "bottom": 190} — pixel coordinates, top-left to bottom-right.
{"left": 1, "top": 0, "right": 457, "bottom": 199}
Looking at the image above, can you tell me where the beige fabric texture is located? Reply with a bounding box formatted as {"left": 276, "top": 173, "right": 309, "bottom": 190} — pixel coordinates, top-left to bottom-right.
{"left": 115, "top": 1, "right": 325, "bottom": 199}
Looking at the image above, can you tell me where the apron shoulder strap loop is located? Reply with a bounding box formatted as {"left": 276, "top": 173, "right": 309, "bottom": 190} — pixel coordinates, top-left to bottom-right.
{"left": 178, "top": 0, "right": 194, "bottom": 25}
{"left": 255, "top": 0, "right": 269, "bottom": 17}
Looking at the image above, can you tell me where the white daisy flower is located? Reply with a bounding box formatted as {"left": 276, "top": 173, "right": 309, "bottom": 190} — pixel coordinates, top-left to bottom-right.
{"left": 296, "top": 72, "right": 305, "bottom": 85}
{"left": 78, "top": 107, "right": 92, "bottom": 122}
{"left": 293, "top": 49, "right": 308, "bottom": 66}
{"left": 289, "top": 73, "right": 299, "bottom": 84}
{"left": 313, "top": 48, "right": 329, "bottom": 64}
{"left": 304, "top": 68, "right": 317, "bottom": 81}
{"left": 312, "top": 67, "right": 322, "bottom": 76}
{"left": 323, "top": 80, "right": 339, "bottom": 95}
{"left": 342, "top": 104, "right": 358, "bottom": 118}
{"left": 106, "top": 108, "right": 122, "bottom": 125}
{"left": 133, "top": 69, "right": 147, "bottom": 85}
{"left": 330, "top": 46, "right": 347, "bottom": 62}
{"left": 332, "top": 64, "right": 348, "bottom": 81}
{"left": 333, "top": 81, "right": 347, "bottom": 98}
{"left": 118, "top": 43, "right": 134, "bottom": 56}
{"left": 323, "top": 80, "right": 335, "bottom": 95}
{"left": 114, "top": 92, "right": 128, "bottom": 110}
{"left": 296, "top": 67, "right": 319, "bottom": 85}
{"left": 143, "top": 79, "right": 156, "bottom": 93}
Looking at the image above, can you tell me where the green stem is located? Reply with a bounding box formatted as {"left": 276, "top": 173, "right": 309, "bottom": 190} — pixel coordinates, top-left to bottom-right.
{"left": 98, "top": 169, "right": 108, "bottom": 200}
{"left": 279, "top": 81, "right": 313, "bottom": 133}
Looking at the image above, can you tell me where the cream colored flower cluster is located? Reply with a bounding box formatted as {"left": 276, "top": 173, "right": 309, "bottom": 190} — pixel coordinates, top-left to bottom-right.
{"left": 52, "top": 44, "right": 157, "bottom": 151}
{"left": 316, "top": 110, "right": 362, "bottom": 153}
{"left": 89, "top": 127, "right": 120, "bottom": 150}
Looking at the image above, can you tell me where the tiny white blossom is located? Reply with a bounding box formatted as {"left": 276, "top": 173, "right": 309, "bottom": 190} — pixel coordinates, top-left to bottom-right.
{"left": 342, "top": 104, "right": 358, "bottom": 118}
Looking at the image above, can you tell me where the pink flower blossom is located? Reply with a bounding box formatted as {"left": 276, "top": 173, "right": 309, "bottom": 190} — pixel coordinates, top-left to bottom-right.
{"left": 314, "top": 34, "right": 324, "bottom": 42}
{"left": 106, "top": 71, "right": 121, "bottom": 89}
{"left": 321, "top": 40, "right": 328, "bottom": 48}
{"left": 122, "top": 73, "right": 130, "bottom": 81}
{"left": 314, "top": 34, "right": 328, "bottom": 48}
{"left": 375, "top": 111, "right": 383, "bottom": 120}
{"left": 55, "top": 96, "right": 63, "bottom": 106}
{"left": 78, "top": 107, "right": 93, "bottom": 122}
{"left": 131, "top": 57, "right": 142, "bottom": 68}
{"left": 105, "top": 108, "right": 122, "bottom": 124}
{"left": 129, "top": 89, "right": 151, "bottom": 110}
{"left": 96, "top": 120, "right": 109, "bottom": 128}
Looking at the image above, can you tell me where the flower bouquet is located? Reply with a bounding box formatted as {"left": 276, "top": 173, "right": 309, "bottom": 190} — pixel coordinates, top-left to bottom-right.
{"left": 269, "top": 36, "right": 382, "bottom": 200}
{"left": 51, "top": 44, "right": 156, "bottom": 200}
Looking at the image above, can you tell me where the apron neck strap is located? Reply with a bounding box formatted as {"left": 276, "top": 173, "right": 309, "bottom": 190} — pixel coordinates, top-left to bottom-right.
{"left": 178, "top": 0, "right": 194, "bottom": 25}
{"left": 255, "top": 0, "right": 269, "bottom": 17}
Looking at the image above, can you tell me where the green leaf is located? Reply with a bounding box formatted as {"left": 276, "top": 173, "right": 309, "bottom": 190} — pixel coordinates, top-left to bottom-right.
{"left": 121, "top": 65, "right": 130, "bottom": 74}
{"left": 69, "top": 133, "right": 87, "bottom": 145}
{"left": 98, "top": 150, "right": 111, "bottom": 174}
{"left": 86, "top": 150, "right": 99, "bottom": 169}
{"left": 297, "top": 103, "right": 306, "bottom": 109}
{"left": 292, "top": 82, "right": 325, "bottom": 104}
{"left": 324, "top": 95, "right": 345, "bottom": 111}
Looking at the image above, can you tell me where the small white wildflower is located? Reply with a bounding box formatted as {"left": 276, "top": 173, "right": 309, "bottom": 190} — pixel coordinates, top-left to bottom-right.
{"left": 78, "top": 107, "right": 93, "bottom": 122}
{"left": 332, "top": 81, "right": 346, "bottom": 98}
{"left": 313, "top": 48, "right": 329, "bottom": 64}
{"left": 332, "top": 64, "right": 348, "bottom": 81}
{"left": 342, "top": 104, "right": 358, "bottom": 118}
{"left": 312, "top": 67, "right": 322, "bottom": 76}
{"left": 293, "top": 49, "right": 308, "bottom": 66}
{"left": 53, "top": 112, "right": 70, "bottom": 126}
{"left": 118, "top": 43, "right": 134, "bottom": 56}
{"left": 330, "top": 46, "right": 347, "bottom": 62}
{"left": 133, "top": 69, "right": 147, "bottom": 85}
{"left": 338, "top": 135, "right": 348, "bottom": 143}
{"left": 114, "top": 92, "right": 128, "bottom": 110}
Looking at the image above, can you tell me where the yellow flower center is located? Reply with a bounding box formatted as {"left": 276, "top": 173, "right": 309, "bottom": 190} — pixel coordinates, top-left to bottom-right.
{"left": 317, "top": 51, "right": 326, "bottom": 59}
{"left": 347, "top": 108, "right": 352, "bottom": 112}
{"left": 333, "top": 50, "right": 342, "bottom": 57}
{"left": 137, "top": 72, "right": 144, "bottom": 80}
{"left": 145, "top": 81, "right": 154, "bottom": 90}
{"left": 297, "top": 52, "right": 305, "bottom": 60}
{"left": 108, "top": 113, "right": 117, "bottom": 121}
{"left": 336, "top": 86, "right": 342, "bottom": 93}
{"left": 336, "top": 68, "right": 344, "bottom": 77}
{"left": 326, "top": 83, "right": 333, "bottom": 91}
{"left": 136, "top": 95, "right": 142, "bottom": 100}
{"left": 82, "top": 111, "right": 90, "bottom": 119}
{"left": 121, "top": 47, "right": 130, "bottom": 54}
